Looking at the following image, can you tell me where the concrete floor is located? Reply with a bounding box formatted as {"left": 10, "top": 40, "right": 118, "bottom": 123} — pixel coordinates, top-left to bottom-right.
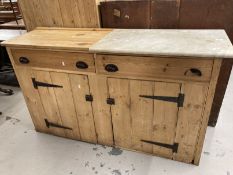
{"left": 0, "top": 72, "right": 233, "bottom": 175}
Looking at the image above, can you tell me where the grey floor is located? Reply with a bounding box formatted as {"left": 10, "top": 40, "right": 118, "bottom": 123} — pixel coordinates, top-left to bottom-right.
{"left": 0, "top": 71, "right": 233, "bottom": 175}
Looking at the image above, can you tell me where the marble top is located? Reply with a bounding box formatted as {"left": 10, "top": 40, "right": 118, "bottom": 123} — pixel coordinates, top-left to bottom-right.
{"left": 90, "top": 29, "right": 233, "bottom": 58}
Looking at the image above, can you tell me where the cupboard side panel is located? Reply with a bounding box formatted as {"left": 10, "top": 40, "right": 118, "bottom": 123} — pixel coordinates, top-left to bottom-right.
{"left": 108, "top": 78, "right": 131, "bottom": 148}
{"left": 173, "top": 83, "right": 209, "bottom": 163}
{"left": 50, "top": 72, "right": 81, "bottom": 140}
{"left": 194, "top": 59, "right": 222, "bottom": 165}
{"left": 89, "top": 75, "right": 114, "bottom": 146}
{"left": 69, "top": 74, "right": 97, "bottom": 143}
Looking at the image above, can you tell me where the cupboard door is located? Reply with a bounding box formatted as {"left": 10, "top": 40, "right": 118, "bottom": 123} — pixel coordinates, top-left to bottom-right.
{"left": 31, "top": 70, "right": 97, "bottom": 143}
{"left": 108, "top": 78, "right": 181, "bottom": 158}
{"left": 33, "top": 70, "right": 81, "bottom": 139}
{"left": 33, "top": 70, "right": 66, "bottom": 138}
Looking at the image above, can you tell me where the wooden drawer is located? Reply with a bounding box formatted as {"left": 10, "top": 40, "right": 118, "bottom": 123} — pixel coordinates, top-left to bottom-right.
{"left": 11, "top": 49, "right": 95, "bottom": 73}
{"left": 96, "top": 54, "right": 214, "bottom": 81}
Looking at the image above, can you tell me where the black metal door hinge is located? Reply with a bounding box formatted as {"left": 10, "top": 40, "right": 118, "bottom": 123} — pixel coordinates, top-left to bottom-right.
{"left": 32, "top": 78, "right": 63, "bottom": 89}
{"left": 44, "top": 119, "right": 72, "bottom": 130}
{"left": 107, "top": 98, "right": 115, "bottom": 105}
{"left": 139, "top": 93, "right": 185, "bottom": 107}
{"left": 141, "top": 140, "right": 179, "bottom": 153}
{"left": 85, "top": 95, "right": 93, "bottom": 102}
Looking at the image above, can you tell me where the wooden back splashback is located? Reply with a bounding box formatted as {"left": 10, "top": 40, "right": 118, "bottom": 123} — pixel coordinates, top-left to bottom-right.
{"left": 18, "top": 0, "right": 100, "bottom": 31}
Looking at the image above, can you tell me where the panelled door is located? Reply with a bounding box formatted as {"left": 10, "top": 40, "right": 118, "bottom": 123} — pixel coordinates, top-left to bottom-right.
{"left": 108, "top": 78, "right": 181, "bottom": 158}
{"left": 31, "top": 70, "right": 97, "bottom": 143}
{"left": 107, "top": 78, "right": 208, "bottom": 162}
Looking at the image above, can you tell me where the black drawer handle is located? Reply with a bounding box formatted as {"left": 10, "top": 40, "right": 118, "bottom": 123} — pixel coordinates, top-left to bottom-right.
{"left": 76, "top": 61, "right": 88, "bottom": 69}
{"left": 105, "top": 64, "right": 119, "bottom": 72}
{"left": 184, "top": 68, "right": 202, "bottom": 77}
{"left": 19, "top": 57, "right": 30, "bottom": 64}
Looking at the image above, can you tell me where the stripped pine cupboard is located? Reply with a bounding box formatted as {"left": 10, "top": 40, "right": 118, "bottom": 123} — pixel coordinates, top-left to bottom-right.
{"left": 13, "top": 66, "right": 209, "bottom": 163}
{"left": 3, "top": 28, "right": 229, "bottom": 165}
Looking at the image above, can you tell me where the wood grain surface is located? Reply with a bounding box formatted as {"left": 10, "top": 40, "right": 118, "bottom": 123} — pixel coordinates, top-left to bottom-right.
{"left": 2, "top": 28, "right": 112, "bottom": 51}
{"left": 18, "top": 0, "right": 100, "bottom": 31}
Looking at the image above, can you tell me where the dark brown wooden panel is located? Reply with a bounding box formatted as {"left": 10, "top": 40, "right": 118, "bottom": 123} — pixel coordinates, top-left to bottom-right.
{"left": 203, "top": 0, "right": 233, "bottom": 42}
{"left": 179, "top": 0, "right": 212, "bottom": 29}
{"left": 100, "top": 1, "right": 150, "bottom": 28}
{"left": 209, "top": 59, "right": 233, "bottom": 126}
{"left": 150, "top": 0, "right": 180, "bottom": 29}
{"left": 204, "top": 0, "right": 233, "bottom": 28}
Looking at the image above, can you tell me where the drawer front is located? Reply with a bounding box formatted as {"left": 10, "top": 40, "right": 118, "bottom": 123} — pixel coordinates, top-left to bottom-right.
{"left": 96, "top": 55, "right": 214, "bottom": 81}
{"left": 11, "top": 49, "right": 95, "bottom": 73}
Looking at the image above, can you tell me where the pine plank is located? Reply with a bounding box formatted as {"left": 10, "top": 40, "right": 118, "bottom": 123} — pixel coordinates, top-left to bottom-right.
{"left": 50, "top": 72, "right": 81, "bottom": 140}
{"left": 173, "top": 82, "right": 209, "bottom": 163}
{"left": 69, "top": 74, "right": 97, "bottom": 143}
{"left": 130, "top": 80, "right": 154, "bottom": 153}
{"left": 108, "top": 78, "right": 131, "bottom": 148}
{"left": 194, "top": 59, "right": 222, "bottom": 165}
{"left": 152, "top": 82, "right": 180, "bottom": 159}
{"left": 18, "top": 0, "right": 36, "bottom": 31}
{"left": 18, "top": 0, "right": 100, "bottom": 31}
{"left": 58, "top": 0, "right": 75, "bottom": 27}
{"left": 3, "top": 28, "right": 112, "bottom": 51}
{"left": 37, "top": 0, "right": 63, "bottom": 27}
{"left": 88, "top": 75, "right": 114, "bottom": 146}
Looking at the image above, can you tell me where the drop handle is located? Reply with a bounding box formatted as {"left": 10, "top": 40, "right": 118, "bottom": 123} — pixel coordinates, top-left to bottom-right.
{"left": 184, "top": 68, "right": 202, "bottom": 77}
{"left": 76, "top": 61, "right": 88, "bottom": 69}
{"left": 105, "top": 64, "right": 119, "bottom": 72}
{"left": 19, "top": 57, "right": 30, "bottom": 64}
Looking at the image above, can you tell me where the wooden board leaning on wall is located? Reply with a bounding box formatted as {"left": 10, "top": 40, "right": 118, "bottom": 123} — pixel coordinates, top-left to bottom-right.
{"left": 18, "top": 0, "right": 101, "bottom": 31}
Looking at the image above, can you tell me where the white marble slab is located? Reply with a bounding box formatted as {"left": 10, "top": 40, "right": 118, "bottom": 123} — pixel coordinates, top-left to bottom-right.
{"left": 90, "top": 29, "right": 233, "bottom": 58}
